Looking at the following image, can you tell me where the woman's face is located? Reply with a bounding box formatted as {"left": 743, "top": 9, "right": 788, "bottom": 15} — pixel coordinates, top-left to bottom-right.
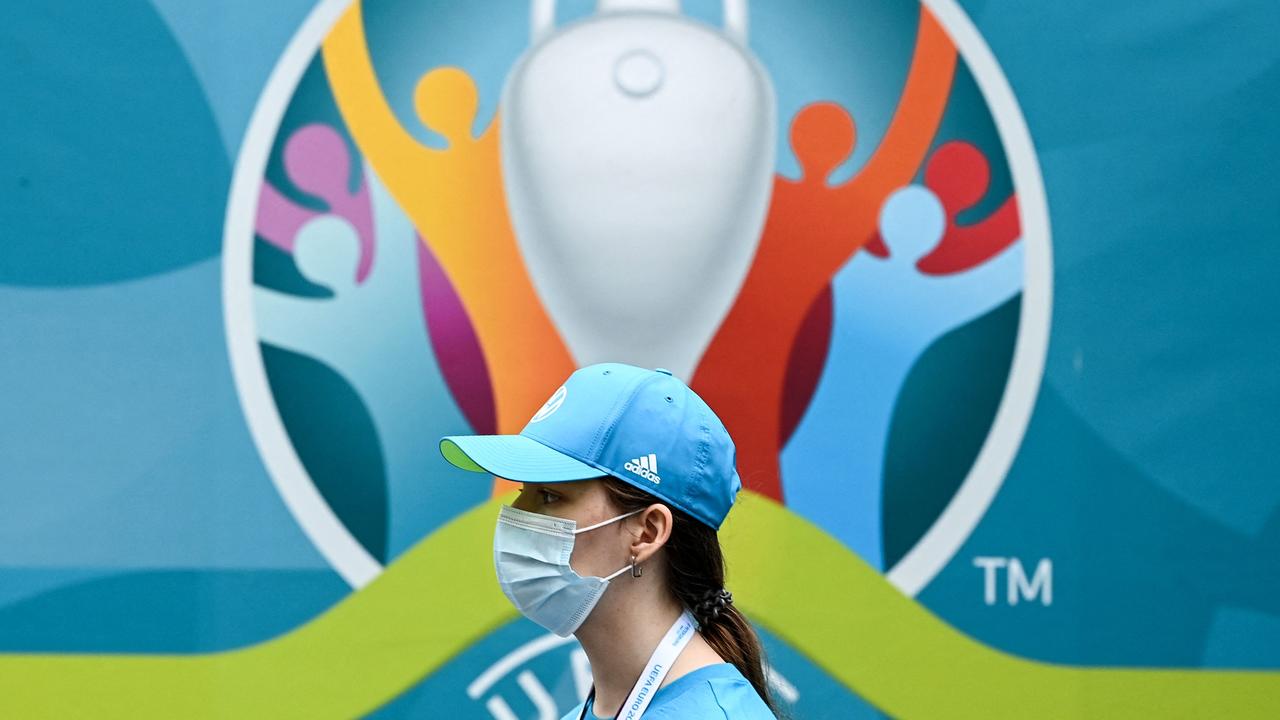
{"left": 513, "top": 478, "right": 634, "bottom": 579}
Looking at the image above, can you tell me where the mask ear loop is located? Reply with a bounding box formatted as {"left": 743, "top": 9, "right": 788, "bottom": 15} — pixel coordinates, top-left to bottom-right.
{"left": 575, "top": 508, "right": 648, "bottom": 581}
{"left": 573, "top": 507, "right": 644, "bottom": 534}
{"left": 601, "top": 554, "right": 642, "bottom": 581}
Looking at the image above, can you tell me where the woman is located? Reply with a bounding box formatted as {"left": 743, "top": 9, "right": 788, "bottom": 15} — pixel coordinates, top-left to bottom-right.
{"left": 439, "top": 362, "right": 778, "bottom": 719}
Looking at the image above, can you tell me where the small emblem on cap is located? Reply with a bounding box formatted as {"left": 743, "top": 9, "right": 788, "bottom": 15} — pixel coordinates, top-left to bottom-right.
{"left": 530, "top": 385, "right": 567, "bottom": 423}
{"left": 624, "top": 453, "right": 661, "bottom": 484}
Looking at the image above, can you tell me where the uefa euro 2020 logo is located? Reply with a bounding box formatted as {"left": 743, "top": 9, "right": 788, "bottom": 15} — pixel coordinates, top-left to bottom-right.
{"left": 223, "top": 0, "right": 1050, "bottom": 715}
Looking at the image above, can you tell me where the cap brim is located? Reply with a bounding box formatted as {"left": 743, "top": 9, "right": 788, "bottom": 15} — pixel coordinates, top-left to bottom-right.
{"left": 439, "top": 434, "right": 607, "bottom": 483}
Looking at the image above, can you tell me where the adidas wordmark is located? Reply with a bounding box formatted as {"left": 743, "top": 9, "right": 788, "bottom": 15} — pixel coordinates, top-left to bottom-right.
{"left": 624, "top": 453, "right": 661, "bottom": 484}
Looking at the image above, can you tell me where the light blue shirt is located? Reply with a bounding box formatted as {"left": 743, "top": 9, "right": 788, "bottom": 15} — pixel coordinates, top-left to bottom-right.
{"left": 560, "top": 662, "right": 776, "bottom": 719}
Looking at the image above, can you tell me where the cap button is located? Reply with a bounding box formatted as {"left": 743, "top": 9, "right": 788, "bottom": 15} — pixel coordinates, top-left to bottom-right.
{"left": 654, "top": 368, "right": 672, "bottom": 376}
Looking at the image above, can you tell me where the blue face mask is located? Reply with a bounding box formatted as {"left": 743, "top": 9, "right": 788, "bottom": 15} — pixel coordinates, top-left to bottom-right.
{"left": 494, "top": 504, "right": 644, "bottom": 637}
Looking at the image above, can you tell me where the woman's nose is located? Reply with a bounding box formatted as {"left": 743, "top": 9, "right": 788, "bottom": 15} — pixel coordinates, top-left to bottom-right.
{"left": 511, "top": 489, "right": 536, "bottom": 512}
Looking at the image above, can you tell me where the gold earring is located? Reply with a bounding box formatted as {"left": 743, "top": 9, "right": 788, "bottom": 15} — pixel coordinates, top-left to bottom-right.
{"left": 631, "top": 554, "right": 642, "bottom": 578}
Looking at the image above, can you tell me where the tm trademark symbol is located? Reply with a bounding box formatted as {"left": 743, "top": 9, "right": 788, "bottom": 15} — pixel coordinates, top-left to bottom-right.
{"left": 973, "top": 557, "right": 1053, "bottom": 606}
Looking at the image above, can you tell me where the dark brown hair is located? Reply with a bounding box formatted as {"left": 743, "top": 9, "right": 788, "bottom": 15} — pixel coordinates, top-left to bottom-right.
{"left": 599, "top": 475, "right": 778, "bottom": 714}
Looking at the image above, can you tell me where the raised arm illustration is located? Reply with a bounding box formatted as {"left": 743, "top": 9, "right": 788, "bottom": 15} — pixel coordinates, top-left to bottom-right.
{"left": 843, "top": 11, "right": 959, "bottom": 201}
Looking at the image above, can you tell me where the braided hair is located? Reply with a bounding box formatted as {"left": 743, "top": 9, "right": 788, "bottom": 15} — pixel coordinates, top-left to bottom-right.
{"left": 599, "top": 476, "right": 777, "bottom": 714}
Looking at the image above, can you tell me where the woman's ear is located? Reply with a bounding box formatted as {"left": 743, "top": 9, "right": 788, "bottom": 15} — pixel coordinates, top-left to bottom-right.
{"left": 630, "top": 503, "right": 673, "bottom": 565}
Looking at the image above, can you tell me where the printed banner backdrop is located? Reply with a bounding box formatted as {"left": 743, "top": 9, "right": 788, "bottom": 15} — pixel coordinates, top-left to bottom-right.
{"left": 2, "top": 0, "right": 1277, "bottom": 717}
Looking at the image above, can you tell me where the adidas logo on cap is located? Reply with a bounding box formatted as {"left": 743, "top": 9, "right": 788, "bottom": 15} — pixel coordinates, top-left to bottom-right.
{"left": 624, "top": 453, "right": 661, "bottom": 484}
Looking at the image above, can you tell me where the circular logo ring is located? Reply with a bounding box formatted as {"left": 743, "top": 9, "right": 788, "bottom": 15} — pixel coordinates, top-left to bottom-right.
{"left": 222, "top": 0, "right": 1052, "bottom": 596}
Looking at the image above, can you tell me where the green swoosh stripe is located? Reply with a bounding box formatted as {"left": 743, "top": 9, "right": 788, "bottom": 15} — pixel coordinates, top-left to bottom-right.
{"left": 0, "top": 495, "right": 518, "bottom": 718}
{"left": 726, "top": 493, "right": 1280, "bottom": 719}
{"left": 0, "top": 492, "right": 1275, "bottom": 718}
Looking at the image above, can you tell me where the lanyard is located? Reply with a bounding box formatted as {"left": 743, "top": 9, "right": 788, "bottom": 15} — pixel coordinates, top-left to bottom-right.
{"left": 578, "top": 609, "right": 697, "bottom": 720}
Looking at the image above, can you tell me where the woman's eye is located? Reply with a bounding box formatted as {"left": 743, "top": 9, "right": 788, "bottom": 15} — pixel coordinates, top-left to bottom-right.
{"left": 539, "top": 489, "right": 558, "bottom": 504}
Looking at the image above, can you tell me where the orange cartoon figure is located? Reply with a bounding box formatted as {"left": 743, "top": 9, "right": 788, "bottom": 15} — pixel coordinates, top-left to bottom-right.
{"left": 691, "top": 9, "right": 958, "bottom": 502}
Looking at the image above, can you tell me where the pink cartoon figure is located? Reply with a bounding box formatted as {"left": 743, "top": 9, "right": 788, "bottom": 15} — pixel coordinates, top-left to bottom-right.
{"left": 256, "top": 123, "right": 376, "bottom": 283}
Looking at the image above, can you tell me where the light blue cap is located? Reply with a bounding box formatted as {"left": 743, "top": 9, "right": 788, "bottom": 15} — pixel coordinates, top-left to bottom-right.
{"left": 439, "top": 362, "right": 742, "bottom": 529}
